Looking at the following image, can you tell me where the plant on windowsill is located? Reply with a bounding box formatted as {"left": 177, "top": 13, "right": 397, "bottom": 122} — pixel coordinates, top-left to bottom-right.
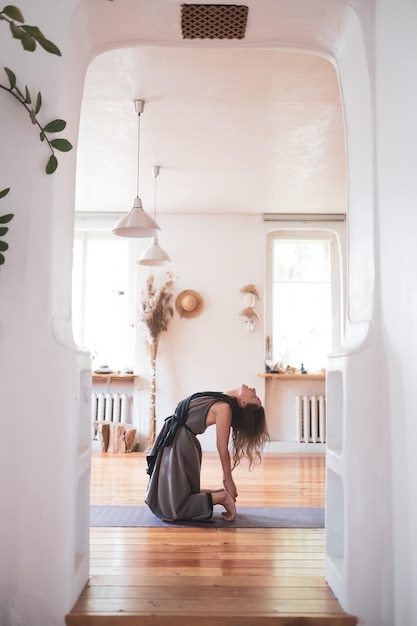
{"left": 0, "top": 5, "right": 73, "bottom": 266}
{"left": 139, "top": 271, "right": 175, "bottom": 449}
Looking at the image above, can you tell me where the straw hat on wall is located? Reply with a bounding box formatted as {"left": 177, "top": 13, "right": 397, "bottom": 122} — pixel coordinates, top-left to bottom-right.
{"left": 175, "top": 290, "right": 204, "bottom": 318}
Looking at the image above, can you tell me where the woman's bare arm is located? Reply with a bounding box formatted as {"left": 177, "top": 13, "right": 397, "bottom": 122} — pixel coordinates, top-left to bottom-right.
{"left": 214, "top": 403, "right": 238, "bottom": 499}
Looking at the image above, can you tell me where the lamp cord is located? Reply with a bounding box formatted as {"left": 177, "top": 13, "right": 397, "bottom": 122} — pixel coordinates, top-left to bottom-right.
{"left": 154, "top": 170, "right": 157, "bottom": 219}
{"left": 136, "top": 112, "right": 141, "bottom": 197}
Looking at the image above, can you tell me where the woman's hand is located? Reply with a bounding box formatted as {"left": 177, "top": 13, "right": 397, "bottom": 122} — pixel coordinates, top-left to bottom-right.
{"left": 223, "top": 476, "right": 238, "bottom": 500}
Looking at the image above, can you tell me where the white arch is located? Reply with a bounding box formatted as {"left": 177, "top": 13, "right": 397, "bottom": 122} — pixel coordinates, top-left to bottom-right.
{"left": 0, "top": 2, "right": 381, "bottom": 624}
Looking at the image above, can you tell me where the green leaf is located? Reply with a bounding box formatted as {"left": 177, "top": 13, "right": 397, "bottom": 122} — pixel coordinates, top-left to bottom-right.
{"left": 0, "top": 241, "right": 9, "bottom": 252}
{"left": 24, "top": 85, "right": 31, "bottom": 104}
{"left": 51, "top": 138, "right": 73, "bottom": 152}
{"left": 37, "top": 37, "right": 61, "bottom": 57}
{"left": 0, "top": 253, "right": 5, "bottom": 265}
{"left": 4, "top": 66, "right": 16, "bottom": 89}
{"left": 10, "top": 21, "right": 23, "bottom": 38}
{"left": 21, "top": 33, "right": 36, "bottom": 51}
{"left": 21, "top": 25, "right": 45, "bottom": 39}
{"left": 44, "top": 119, "right": 66, "bottom": 133}
{"left": 35, "top": 91, "right": 42, "bottom": 114}
{"left": 0, "top": 188, "right": 10, "bottom": 199}
{"left": 30, "top": 109, "right": 37, "bottom": 124}
{"left": 39, "top": 130, "right": 45, "bottom": 141}
{"left": 0, "top": 214, "right": 14, "bottom": 224}
{"left": 20, "top": 26, "right": 61, "bottom": 56}
{"left": 2, "top": 5, "right": 24, "bottom": 22}
{"left": 0, "top": 227, "right": 9, "bottom": 236}
{"left": 46, "top": 154, "right": 58, "bottom": 174}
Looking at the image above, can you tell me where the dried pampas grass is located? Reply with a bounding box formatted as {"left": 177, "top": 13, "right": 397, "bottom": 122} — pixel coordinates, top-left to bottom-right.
{"left": 139, "top": 272, "right": 175, "bottom": 346}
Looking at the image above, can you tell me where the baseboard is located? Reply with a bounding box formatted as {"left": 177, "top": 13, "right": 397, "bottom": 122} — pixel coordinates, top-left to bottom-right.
{"left": 265, "top": 441, "right": 326, "bottom": 453}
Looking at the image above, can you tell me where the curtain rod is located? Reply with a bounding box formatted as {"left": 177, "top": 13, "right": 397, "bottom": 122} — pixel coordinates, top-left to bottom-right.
{"left": 263, "top": 213, "right": 346, "bottom": 222}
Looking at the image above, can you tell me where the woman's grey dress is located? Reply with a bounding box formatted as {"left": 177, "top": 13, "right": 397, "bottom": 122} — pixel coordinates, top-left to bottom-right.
{"left": 145, "top": 394, "right": 222, "bottom": 521}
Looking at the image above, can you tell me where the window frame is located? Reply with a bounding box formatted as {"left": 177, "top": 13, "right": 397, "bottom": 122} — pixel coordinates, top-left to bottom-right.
{"left": 265, "top": 228, "right": 345, "bottom": 370}
{"left": 72, "top": 229, "right": 136, "bottom": 370}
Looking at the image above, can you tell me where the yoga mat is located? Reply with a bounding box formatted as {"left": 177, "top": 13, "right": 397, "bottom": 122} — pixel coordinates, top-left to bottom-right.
{"left": 90, "top": 505, "right": 324, "bottom": 528}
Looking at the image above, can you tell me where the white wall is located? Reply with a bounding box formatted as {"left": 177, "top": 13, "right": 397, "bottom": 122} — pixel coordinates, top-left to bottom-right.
{"left": 375, "top": 0, "right": 417, "bottom": 624}
{"left": 326, "top": 1, "right": 417, "bottom": 624}
{"left": 324, "top": 5, "right": 393, "bottom": 624}
{"left": 133, "top": 214, "right": 266, "bottom": 449}
{"left": 0, "top": 2, "right": 93, "bottom": 624}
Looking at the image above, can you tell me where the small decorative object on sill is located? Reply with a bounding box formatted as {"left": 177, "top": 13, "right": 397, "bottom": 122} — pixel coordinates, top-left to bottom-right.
{"left": 139, "top": 271, "right": 175, "bottom": 449}
{"left": 94, "top": 365, "right": 113, "bottom": 374}
{"left": 265, "top": 335, "right": 272, "bottom": 358}
{"left": 301, "top": 363, "right": 307, "bottom": 374}
{"left": 265, "top": 335, "right": 274, "bottom": 371}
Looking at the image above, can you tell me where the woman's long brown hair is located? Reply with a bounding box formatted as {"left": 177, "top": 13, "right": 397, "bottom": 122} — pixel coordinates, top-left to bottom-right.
{"left": 230, "top": 399, "right": 270, "bottom": 469}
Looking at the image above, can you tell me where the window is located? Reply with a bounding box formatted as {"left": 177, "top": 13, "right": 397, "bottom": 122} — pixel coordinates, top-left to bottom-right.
{"left": 72, "top": 233, "right": 134, "bottom": 371}
{"left": 267, "top": 231, "right": 343, "bottom": 372}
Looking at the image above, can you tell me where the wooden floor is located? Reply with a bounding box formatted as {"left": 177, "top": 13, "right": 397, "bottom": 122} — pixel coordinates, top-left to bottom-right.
{"left": 67, "top": 452, "right": 356, "bottom": 625}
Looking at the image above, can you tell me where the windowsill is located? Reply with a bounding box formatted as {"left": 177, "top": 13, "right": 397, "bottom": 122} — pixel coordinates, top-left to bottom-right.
{"left": 92, "top": 374, "right": 139, "bottom": 382}
{"left": 258, "top": 373, "right": 325, "bottom": 380}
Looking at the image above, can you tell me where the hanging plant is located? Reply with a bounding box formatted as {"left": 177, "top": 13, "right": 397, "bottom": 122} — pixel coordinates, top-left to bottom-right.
{"left": 0, "top": 4, "right": 73, "bottom": 266}
{"left": 0, "top": 188, "right": 12, "bottom": 265}
{"left": 139, "top": 271, "right": 175, "bottom": 447}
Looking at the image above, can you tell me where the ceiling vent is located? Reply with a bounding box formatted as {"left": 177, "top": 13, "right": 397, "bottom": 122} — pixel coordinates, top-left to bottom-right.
{"left": 181, "top": 4, "right": 248, "bottom": 40}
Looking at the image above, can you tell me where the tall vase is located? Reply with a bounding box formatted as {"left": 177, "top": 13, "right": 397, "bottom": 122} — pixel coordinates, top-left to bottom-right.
{"left": 146, "top": 340, "right": 158, "bottom": 450}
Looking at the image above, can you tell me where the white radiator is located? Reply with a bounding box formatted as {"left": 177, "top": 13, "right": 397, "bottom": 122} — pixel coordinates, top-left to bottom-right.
{"left": 295, "top": 394, "right": 326, "bottom": 443}
{"left": 91, "top": 392, "right": 130, "bottom": 424}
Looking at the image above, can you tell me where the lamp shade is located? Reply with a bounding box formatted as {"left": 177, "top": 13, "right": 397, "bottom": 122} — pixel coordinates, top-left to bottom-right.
{"left": 137, "top": 237, "right": 172, "bottom": 266}
{"left": 112, "top": 197, "right": 161, "bottom": 238}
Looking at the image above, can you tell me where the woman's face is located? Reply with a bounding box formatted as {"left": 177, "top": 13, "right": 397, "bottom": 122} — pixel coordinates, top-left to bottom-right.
{"left": 237, "top": 384, "right": 261, "bottom": 408}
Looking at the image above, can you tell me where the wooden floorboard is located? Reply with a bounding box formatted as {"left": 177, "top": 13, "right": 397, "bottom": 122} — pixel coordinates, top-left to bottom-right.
{"left": 67, "top": 452, "right": 357, "bottom": 625}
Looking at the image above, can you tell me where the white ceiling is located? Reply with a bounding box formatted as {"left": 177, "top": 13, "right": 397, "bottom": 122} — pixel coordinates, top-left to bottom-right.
{"left": 75, "top": 11, "right": 346, "bottom": 218}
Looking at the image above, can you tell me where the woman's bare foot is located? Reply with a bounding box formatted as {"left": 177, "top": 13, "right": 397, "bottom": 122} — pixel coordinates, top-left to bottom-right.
{"left": 211, "top": 490, "right": 236, "bottom": 521}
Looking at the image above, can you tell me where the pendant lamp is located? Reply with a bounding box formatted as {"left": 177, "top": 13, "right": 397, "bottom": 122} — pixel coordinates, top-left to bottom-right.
{"left": 112, "top": 100, "right": 161, "bottom": 238}
{"left": 138, "top": 166, "right": 173, "bottom": 266}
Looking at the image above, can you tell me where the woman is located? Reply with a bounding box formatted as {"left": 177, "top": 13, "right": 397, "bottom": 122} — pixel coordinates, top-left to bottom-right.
{"left": 145, "top": 385, "right": 269, "bottom": 522}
